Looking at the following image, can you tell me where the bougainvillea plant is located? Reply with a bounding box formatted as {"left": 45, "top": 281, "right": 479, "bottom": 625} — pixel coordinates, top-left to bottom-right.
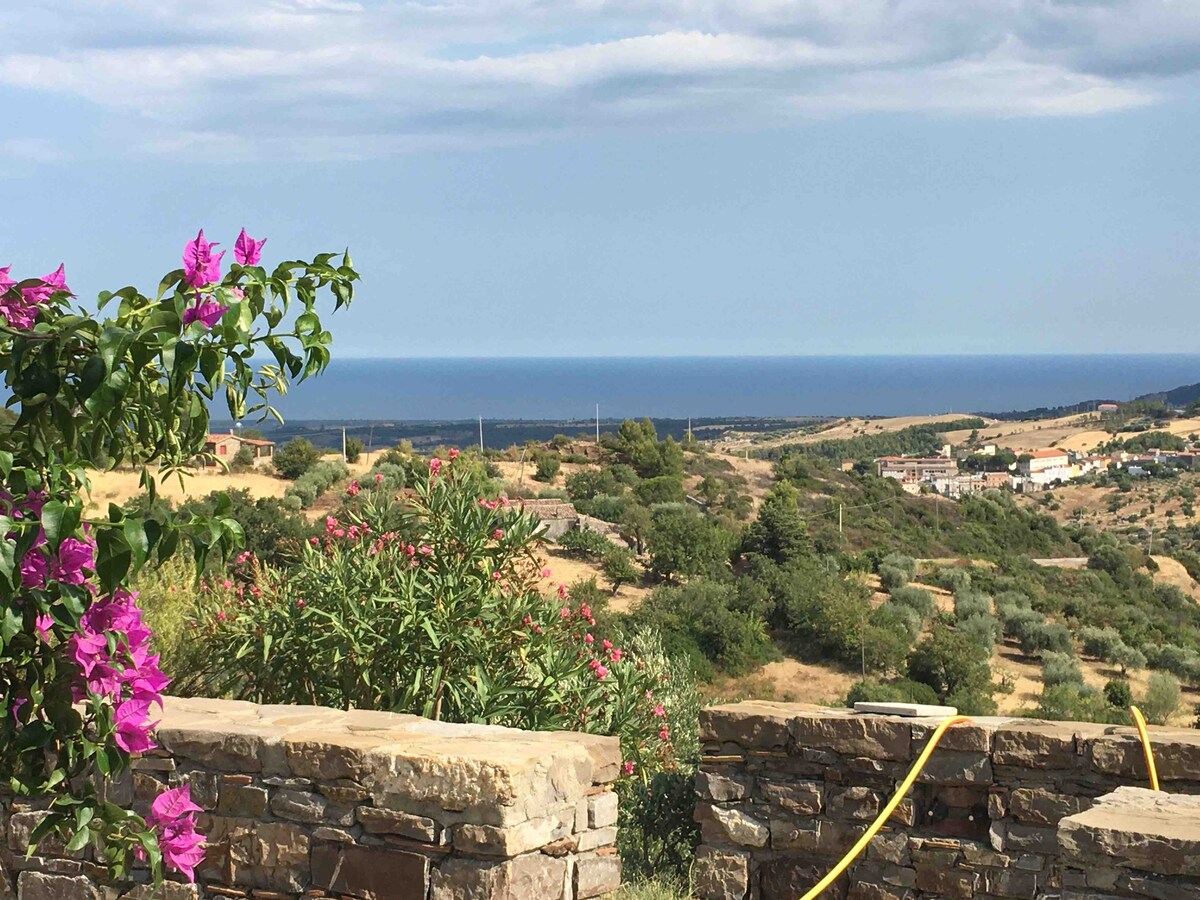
{"left": 0, "top": 230, "right": 356, "bottom": 882}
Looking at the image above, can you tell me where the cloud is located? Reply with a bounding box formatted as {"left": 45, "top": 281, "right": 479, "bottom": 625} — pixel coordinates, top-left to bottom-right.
{"left": 0, "top": 0, "right": 1195, "bottom": 159}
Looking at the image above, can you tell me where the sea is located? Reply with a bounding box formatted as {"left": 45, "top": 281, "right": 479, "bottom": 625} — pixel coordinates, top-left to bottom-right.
{"left": 267, "top": 355, "right": 1200, "bottom": 422}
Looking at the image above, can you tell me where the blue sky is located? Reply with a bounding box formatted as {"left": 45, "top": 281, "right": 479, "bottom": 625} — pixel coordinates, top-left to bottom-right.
{"left": 2, "top": 0, "right": 1199, "bottom": 357}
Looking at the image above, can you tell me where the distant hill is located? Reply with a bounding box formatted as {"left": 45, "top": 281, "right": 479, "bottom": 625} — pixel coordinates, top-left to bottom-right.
{"left": 978, "top": 379, "right": 1200, "bottom": 421}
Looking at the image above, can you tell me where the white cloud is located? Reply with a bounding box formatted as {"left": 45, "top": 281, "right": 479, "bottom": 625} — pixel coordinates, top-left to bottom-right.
{"left": 1, "top": 0, "right": 1196, "bottom": 159}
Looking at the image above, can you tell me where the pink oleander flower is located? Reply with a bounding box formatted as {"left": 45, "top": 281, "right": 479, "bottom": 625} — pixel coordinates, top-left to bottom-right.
{"left": 34, "top": 614, "right": 53, "bottom": 643}
{"left": 594, "top": 665, "right": 609, "bottom": 679}
{"left": 559, "top": 606, "right": 571, "bottom": 619}
{"left": 374, "top": 473, "right": 384, "bottom": 485}
{"left": 347, "top": 481, "right": 360, "bottom": 497}
{"left": 622, "top": 760, "right": 636, "bottom": 776}
{"left": 418, "top": 545, "right": 432, "bottom": 556}
{"left": 602, "top": 639, "right": 612, "bottom": 651}
{"left": 491, "top": 571, "right": 502, "bottom": 580}
{"left": 429, "top": 458, "right": 442, "bottom": 476}
{"left": 325, "top": 515, "right": 339, "bottom": 533}
{"left": 182, "top": 295, "right": 229, "bottom": 329}
{"left": 578, "top": 604, "right": 591, "bottom": 619}
{"left": 216, "top": 611, "right": 227, "bottom": 622}
{"left": 182, "top": 230, "right": 224, "bottom": 288}
{"left": 296, "top": 599, "right": 305, "bottom": 608}
{"left": 233, "top": 228, "right": 266, "bottom": 266}
{"left": 52, "top": 537, "right": 95, "bottom": 585}
{"left": 541, "top": 568, "right": 552, "bottom": 578}
{"left": 492, "top": 529, "right": 504, "bottom": 540}
{"left": 448, "top": 448, "right": 459, "bottom": 460}
{"left": 659, "top": 727, "right": 670, "bottom": 741}
{"left": 557, "top": 584, "right": 568, "bottom": 600}
{"left": 584, "top": 633, "right": 594, "bottom": 644}
{"left": 146, "top": 785, "right": 206, "bottom": 882}
{"left": 610, "top": 648, "right": 623, "bottom": 662}
{"left": 653, "top": 704, "right": 666, "bottom": 718}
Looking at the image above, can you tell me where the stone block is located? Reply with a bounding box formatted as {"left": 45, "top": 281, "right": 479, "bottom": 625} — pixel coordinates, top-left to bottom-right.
{"left": 1004, "top": 823, "right": 1057, "bottom": 854}
{"left": 431, "top": 854, "right": 567, "bottom": 900}
{"left": 769, "top": 818, "right": 820, "bottom": 852}
{"left": 588, "top": 791, "right": 618, "bottom": 829}
{"left": 827, "top": 786, "right": 880, "bottom": 821}
{"left": 1058, "top": 786, "right": 1200, "bottom": 878}
{"left": 847, "top": 876, "right": 915, "bottom": 900}
{"left": 356, "top": 806, "right": 437, "bottom": 841}
{"left": 157, "top": 722, "right": 282, "bottom": 773}
{"left": 700, "top": 702, "right": 800, "bottom": 749}
{"left": 197, "top": 816, "right": 309, "bottom": 891}
{"left": 1008, "top": 788, "right": 1091, "bottom": 827}
{"left": 574, "top": 854, "right": 621, "bottom": 899}
{"left": 758, "top": 780, "right": 822, "bottom": 816}
{"left": 914, "top": 865, "right": 977, "bottom": 898}
{"left": 915, "top": 752, "right": 992, "bottom": 786}
{"left": 792, "top": 714, "right": 911, "bottom": 762}
{"left": 693, "top": 845, "right": 749, "bottom": 900}
{"left": 576, "top": 826, "right": 618, "bottom": 852}
{"left": 16, "top": 872, "right": 100, "bottom": 900}
{"left": 268, "top": 789, "right": 326, "bottom": 823}
{"left": 759, "top": 858, "right": 848, "bottom": 900}
{"left": 993, "top": 721, "right": 1078, "bottom": 769}
{"left": 454, "top": 808, "right": 574, "bottom": 856}
{"left": 866, "top": 830, "right": 909, "bottom": 866}
{"left": 217, "top": 785, "right": 268, "bottom": 819}
{"left": 119, "top": 883, "right": 200, "bottom": 899}
{"left": 318, "top": 779, "right": 371, "bottom": 804}
{"left": 696, "top": 804, "right": 769, "bottom": 848}
{"left": 696, "top": 771, "right": 752, "bottom": 802}
{"left": 181, "top": 771, "right": 219, "bottom": 811}
{"left": 311, "top": 842, "right": 429, "bottom": 899}
{"left": 982, "top": 868, "right": 1045, "bottom": 898}
{"left": 910, "top": 718, "right": 1002, "bottom": 754}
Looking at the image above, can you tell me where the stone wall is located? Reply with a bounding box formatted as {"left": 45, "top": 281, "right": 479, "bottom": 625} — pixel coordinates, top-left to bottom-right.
{"left": 3, "top": 697, "right": 622, "bottom": 900}
{"left": 694, "top": 701, "right": 1200, "bottom": 899}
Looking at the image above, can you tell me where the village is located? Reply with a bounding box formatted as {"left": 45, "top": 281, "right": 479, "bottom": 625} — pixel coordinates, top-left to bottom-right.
{"left": 876, "top": 440, "right": 1200, "bottom": 497}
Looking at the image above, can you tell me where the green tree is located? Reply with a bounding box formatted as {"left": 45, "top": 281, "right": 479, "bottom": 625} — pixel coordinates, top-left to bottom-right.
{"left": 230, "top": 444, "right": 256, "bottom": 473}
{"left": 620, "top": 503, "right": 653, "bottom": 555}
{"left": 1104, "top": 678, "right": 1133, "bottom": 710}
{"left": 907, "top": 625, "right": 997, "bottom": 714}
{"left": 274, "top": 436, "right": 321, "bottom": 479}
{"left": 602, "top": 547, "right": 640, "bottom": 594}
{"left": 1141, "top": 672, "right": 1182, "bottom": 725}
{"left": 345, "top": 436, "right": 363, "bottom": 464}
{"left": 739, "top": 481, "right": 810, "bottom": 564}
{"left": 646, "top": 508, "right": 730, "bottom": 582}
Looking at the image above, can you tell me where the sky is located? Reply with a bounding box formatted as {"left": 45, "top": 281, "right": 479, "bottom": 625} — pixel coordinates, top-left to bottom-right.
{"left": 2, "top": 0, "right": 1199, "bottom": 358}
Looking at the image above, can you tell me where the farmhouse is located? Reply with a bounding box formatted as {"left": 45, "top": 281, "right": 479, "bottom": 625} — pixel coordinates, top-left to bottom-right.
{"left": 201, "top": 431, "right": 275, "bottom": 467}
{"left": 876, "top": 456, "right": 958, "bottom": 485}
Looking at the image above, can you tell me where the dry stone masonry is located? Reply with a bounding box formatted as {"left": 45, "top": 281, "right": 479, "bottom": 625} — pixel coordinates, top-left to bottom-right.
{"left": 2, "top": 697, "right": 622, "bottom": 900}
{"left": 694, "top": 702, "right": 1200, "bottom": 900}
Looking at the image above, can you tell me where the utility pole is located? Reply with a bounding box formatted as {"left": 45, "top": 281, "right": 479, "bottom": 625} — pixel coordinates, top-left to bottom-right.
{"left": 479, "top": 416, "right": 484, "bottom": 452}
{"left": 595, "top": 404, "right": 600, "bottom": 446}
{"left": 687, "top": 418, "right": 692, "bottom": 443}
{"left": 341, "top": 426, "right": 347, "bottom": 463}
{"left": 365, "top": 424, "right": 374, "bottom": 466}
{"left": 860, "top": 610, "right": 866, "bottom": 679}
{"left": 892, "top": 492, "right": 897, "bottom": 528}
{"left": 838, "top": 503, "right": 843, "bottom": 535}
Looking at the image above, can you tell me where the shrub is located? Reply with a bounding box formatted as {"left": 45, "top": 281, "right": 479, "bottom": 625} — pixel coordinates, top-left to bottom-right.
{"left": 533, "top": 451, "right": 561, "bottom": 482}
{"left": 558, "top": 528, "right": 614, "bottom": 560}
{"left": 1104, "top": 678, "right": 1133, "bottom": 710}
{"left": 881, "top": 553, "right": 917, "bottom": 581}
{"left": 1018, "top": 621, "right": 1073, "bottom": 657}
{"left": 1141, "top": 672, "right": 1182, "bottom": 725}
{"left": 179, "top": 489, "right": 311, "bottom": 569}
{"left": 370, "top": 462, "right": 407, "bottom": 492}
{"left": 954, "top": 591, "right": 992, "bottom": 621}
{"left": 603, "top": 548, "right": 641, "bottom": 593}
{"left": 1035, "top": 683, "right": 1115, "bottom": 723}
{"left": 345, "top": 436, "right": 363, "bottom": 463}
{"left": 230, "top": 444, "right": 256, "bottom": 473}
{"left": 283, "top": 459, "right": 349, "bottom": 509}
{"left": 890, "top": 586, "right": 935, "bottom": 621}
{"left": 933, "top": 567, "right": 972, "bottom": 595}
{"left": 1080, "top": 626, "right": 1122, "bottom": 660}
{"left": 1109, "top": 642, "right": 1147, "bottom": 674}
{"left": 878, "top": 563, "right": 910, "bottom": 592}
{"left": 1041, "top": 650, "right": 1084, "bottom": 687}
{"left": 1142, "top": 643, "right": 1200, "bottom": 683}
{"left": 274, "top": 436, "right": 322, "bottom": 479}
{"left": 874, "top": 601, "right": 921, "bottom": 642}
{"left": 957, "top": 614, "right": 1000, "bottom": 652}
{"left": 579, "top": 494, "right": 627, "bottom": 523}
{"left": 635, "top": 476, "right": 686, "bottom": 507}
{"left": 999, "top": 606, "right": 1043, "bottom": 643}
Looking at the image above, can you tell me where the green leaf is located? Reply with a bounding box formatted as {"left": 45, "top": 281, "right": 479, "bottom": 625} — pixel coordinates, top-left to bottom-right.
{"left": 1, "top": 606, "right": 22, "bottom": 644}
{"left": 77, "top": 355, "right": 107, "bottom": 401}
{"left": 124, "top": 519, "right": 149, "bottom": 569}
{"left": 64, "top": 827, "right": 90, "bottom": 853}
{"left": 41, "top": 500, "right": 66, "bottom": 549}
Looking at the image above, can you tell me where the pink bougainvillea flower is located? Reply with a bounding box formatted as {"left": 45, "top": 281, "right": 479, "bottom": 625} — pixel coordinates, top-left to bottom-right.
{"left": 147, "top": 785, "right": 206, "bottom": 882}
{"left": 51, "top": 537, "right": 95, "bottom": 585}
{"left": 34, "top": 614, "right": 53, "bottom": 644}
{"left": 19, "top": 550, "right": 49, "bottom": 589}
{"left": 182, "top": 296, "right": 229, "bottom": 329}
{"left": 233, "top": 228, "right": 266, "bottom": 266}
{"left": 0, "top": 266, "right": 14, "bottom": 294}
{"left": 182, "top": 230, "right": 224, "bottom": 288}
{"left": 20, "top": 264, "right": 70, "bottom": 307}
{"left": 113, "top": 698, "right": 158, "bottom": 753}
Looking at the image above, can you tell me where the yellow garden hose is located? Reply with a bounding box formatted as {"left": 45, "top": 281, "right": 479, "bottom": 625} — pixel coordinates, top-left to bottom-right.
{"left": 1129, "top": 704, "right": 1160, "bottom": 792}
{"left": 798, "top": 715, "right": 973, "bottom": 900}
{"left": 797, "top": 708, "right": 1161, "bottom": 900}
